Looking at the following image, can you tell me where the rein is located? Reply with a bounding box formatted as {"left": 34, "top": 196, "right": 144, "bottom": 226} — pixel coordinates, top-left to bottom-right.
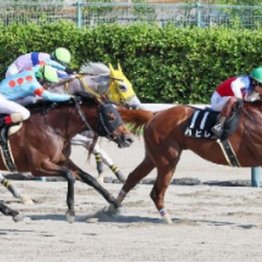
{"left": 74, "top": 99, "right": 94, "bottom": 132}
{"left": 76, "top": 74, "right": 103, "bottom": 103}
{"left": 42, "top": 98, "right": 121, "bottom": 141}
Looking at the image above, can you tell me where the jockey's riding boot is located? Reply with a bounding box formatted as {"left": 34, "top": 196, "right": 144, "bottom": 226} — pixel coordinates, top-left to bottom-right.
{"left": 211, "top": 116, "right": 226, "bottom": 138}
{"left": 0, "top": 113, "right": 24, "bottom": 127}
{"left": 0, "top": 116, "right": 12, "bottom": 127}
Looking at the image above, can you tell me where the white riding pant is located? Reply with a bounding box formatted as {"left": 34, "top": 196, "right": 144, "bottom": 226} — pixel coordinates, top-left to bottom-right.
{"left": 0, "top": 94, "right": 30, "bottom": 121}
{"left": 210, "top": 91, "right": 231, "bottom": 112}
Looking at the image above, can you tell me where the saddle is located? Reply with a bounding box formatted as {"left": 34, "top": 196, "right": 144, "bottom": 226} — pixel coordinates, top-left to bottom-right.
{"left": 184, "top": 104, "right": 243, "bottom": 167}
{"left": 184, "top": 104, "right": 241, "bottom": 141}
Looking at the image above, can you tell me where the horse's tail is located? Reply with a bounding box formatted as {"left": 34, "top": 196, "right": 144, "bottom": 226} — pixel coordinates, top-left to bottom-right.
{"left": 117, "top": 107, "right": 154, "bottom": 135}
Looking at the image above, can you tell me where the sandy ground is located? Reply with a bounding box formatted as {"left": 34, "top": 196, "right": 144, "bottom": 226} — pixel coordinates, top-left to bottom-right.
{"left": 1, "top": 138, "right": 262, "bottom": 262}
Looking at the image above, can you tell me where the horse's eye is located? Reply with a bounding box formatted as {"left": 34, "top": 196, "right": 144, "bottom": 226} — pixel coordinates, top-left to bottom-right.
{"left": 119, "top": 83, "right": 127, "bottom": 92}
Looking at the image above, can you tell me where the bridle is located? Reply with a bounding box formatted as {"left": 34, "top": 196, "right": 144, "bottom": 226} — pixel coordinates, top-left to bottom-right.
{"left": 43, "top": 96, "right": 123, "bottom": 141}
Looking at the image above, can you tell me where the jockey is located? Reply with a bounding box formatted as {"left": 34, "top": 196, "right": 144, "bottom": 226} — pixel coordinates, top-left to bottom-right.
{"left": 210, "top": 66, "right": 262, "bottom": 137}
{"left": 0, "top": 64, "right": 72, "bottom": 129}
{"left": 5, "top": 47, "right": 74, "bottom": 79}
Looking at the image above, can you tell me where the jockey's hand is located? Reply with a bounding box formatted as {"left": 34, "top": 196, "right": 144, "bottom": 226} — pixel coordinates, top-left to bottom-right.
{"left": 65, "top": 67, "right": 75, "bottom": 75}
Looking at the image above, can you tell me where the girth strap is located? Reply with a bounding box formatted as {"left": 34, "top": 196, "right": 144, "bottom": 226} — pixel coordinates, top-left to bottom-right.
{"left": 216, "top": 139, "right": 240, "bottom": 167}
{"left": 0, "top": 127, "right": 17, "bottom": 172}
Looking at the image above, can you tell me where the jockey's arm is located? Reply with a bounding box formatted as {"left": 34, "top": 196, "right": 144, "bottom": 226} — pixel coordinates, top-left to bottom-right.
{"left": 33, "top": 86, "right": 72, "bottom": 102}
{"left": 48, "top": 59, "right": 66, "bottom": 71}
{"left": 231, "top": 77, "right": 246, "bottom": 99}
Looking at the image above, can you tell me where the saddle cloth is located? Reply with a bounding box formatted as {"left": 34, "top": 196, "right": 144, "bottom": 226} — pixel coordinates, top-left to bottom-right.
{"left": 184, "top": 108, "right": 218, "bottom": 139}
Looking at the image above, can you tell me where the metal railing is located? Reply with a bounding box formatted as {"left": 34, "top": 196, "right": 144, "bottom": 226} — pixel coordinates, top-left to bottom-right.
{"left": 0, "top": 1, "right": 262, "bottom": 29}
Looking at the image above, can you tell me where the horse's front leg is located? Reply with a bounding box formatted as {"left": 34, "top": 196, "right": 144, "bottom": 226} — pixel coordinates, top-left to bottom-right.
{"left": 62, "top": 170, "right": 76, "bottom": 223}
{"left": 150, "top": 168, "right": 174, "bottom": 224}
{"left": 107, "top": 155, "right": 154, "bottom": 214}
{"left": 0, "top": 202, "right": 24, "bottom": 222}
{"left": 39, "top": 161, "right": 76, "bottom": 223}
{"left": 65, "top": 159, "right": 116, "bottom": 204}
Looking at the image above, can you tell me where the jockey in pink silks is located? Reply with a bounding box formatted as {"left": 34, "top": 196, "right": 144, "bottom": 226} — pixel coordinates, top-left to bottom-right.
{"left": 5, "top": 47, "right": 74, "bottom": 79}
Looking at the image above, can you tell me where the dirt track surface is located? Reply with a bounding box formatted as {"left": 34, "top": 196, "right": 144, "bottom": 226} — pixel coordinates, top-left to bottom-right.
{"left": 1, "top": 138, "right": 262, "bottom": 262}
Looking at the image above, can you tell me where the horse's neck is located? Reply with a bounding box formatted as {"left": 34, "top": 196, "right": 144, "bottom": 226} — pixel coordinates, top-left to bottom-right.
{"left": 80, "top": 74, "right": 110, "bottom": 95}
{"left": 50, "top": 78, "right": 84, "bottom": 94}
{"left": 31, "top": 105, "right": 87, "bottom": 139}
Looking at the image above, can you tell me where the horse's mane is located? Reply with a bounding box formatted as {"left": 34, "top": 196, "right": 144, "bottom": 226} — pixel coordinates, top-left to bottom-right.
{"left": 117, "top": 106, "right": 154, "bottom": 135}
{"left": 79, "top": 62, "right": 110, "bottom": 76}
{"left": 26, "top": 91, "right": 98, "bottom": 113}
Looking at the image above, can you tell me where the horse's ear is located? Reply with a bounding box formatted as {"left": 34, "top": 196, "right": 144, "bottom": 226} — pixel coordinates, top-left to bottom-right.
{"left": 117, "top": 62, "right": 123, "bottom": 72}
{"left": 109, "top": 63, "right": 114, "bottom": 73}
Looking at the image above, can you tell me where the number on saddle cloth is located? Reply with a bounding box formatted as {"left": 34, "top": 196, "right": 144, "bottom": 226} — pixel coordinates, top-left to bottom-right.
{"left": 184, "top": 106, "right": 241, "bottom": 140}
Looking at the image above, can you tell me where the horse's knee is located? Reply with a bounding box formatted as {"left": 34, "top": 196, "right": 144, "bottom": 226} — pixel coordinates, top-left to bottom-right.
{"left": 65, "top": 171, "right": 76, "bottom": 183}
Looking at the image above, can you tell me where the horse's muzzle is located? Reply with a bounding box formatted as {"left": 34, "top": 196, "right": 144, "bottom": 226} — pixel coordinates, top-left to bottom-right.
{"left": 113, "top": 133, "right": 134, "bottom": 148}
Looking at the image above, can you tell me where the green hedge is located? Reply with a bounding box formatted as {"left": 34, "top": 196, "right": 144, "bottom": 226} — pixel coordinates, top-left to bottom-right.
{"left": 1, "top": 21, "right": 262, "bottom": 104}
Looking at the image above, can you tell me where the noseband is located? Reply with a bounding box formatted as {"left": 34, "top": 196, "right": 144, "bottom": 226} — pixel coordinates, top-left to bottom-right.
{"left": 97, "top": 102, "right": 123, "bottom": 138}
{"left": 73, "top": 97, "right": 123, "bottom": 139}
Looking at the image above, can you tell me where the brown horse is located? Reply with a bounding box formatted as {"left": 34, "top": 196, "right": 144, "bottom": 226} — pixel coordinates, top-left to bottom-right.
{"left": 109, "top": 103, "right": 261, "bottom": 223}
{"left": 0, "top": 93, "right": 133, "bottom": 222}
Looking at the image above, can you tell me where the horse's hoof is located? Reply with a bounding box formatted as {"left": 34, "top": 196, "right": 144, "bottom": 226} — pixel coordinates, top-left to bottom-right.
{"left": 66, "top": 210, "right": 75, "bottom": 223}
{"left": 20, "top": 194, "right": 34, "bottom": 205}
{"left": 13, "top": 213, "right": 24, "bottom": 222}
{"left": 162, "top": 216, "right": 173, "bottom": 224}
{"left": 106, "top": 204, "right": 122, "bottom": 216}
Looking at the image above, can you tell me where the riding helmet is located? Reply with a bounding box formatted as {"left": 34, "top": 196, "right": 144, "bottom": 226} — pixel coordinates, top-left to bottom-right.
{"left": 51, "top": 47, "right": 71, "bottom": 65}
{"left": 36, "top": 65, "right": 59, "bottom": 83}
{"left": 250, "top": 67, "right": 262, "bottom": 84}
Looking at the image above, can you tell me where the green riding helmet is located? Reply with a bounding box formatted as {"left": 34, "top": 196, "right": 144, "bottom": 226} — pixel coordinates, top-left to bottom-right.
{"left": 250, "top": 67, "right": 262, "bottom": 84}
{"left": 51, "top": 47, "right": 71, "bottom": 65}
{"left": 35, "top": 65, "right": 59, "bottom": 83}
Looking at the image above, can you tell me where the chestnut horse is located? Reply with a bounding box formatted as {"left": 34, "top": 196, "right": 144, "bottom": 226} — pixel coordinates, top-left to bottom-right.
{"left": 110, "top": 102, "right": 261, "bottom": 223}
{"left": 0, "top": 93, "right": 133, "bottom": 222}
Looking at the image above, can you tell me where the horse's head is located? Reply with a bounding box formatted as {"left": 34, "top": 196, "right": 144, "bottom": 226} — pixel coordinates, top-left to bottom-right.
{"left": 106, "top": 63, "right": 142, "bottom": 109}
{"left": 97, "top": 98, "right": 134, "bottom": 148}
{"left": 79, "top": 62, "right": 142, "bottom": 109}
{"left": 73, "top": 93, "right": 134, "bottom": 148}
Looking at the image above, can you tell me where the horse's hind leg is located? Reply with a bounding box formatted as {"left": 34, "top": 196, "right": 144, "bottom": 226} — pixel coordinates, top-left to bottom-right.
{"left": 0, "top": 174, "right": 33, "bottom": 204}
{"left": 0, "top": 202, "right": 23, "bottom": 222}
{"left": 65, "top": 159, "right": 116, "bottom": 204}
{"left": 150, "top": 167, "right": 174, "bottom": 224}
{"left": 95, "top": 146, "right": 125, "bottom": 183}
